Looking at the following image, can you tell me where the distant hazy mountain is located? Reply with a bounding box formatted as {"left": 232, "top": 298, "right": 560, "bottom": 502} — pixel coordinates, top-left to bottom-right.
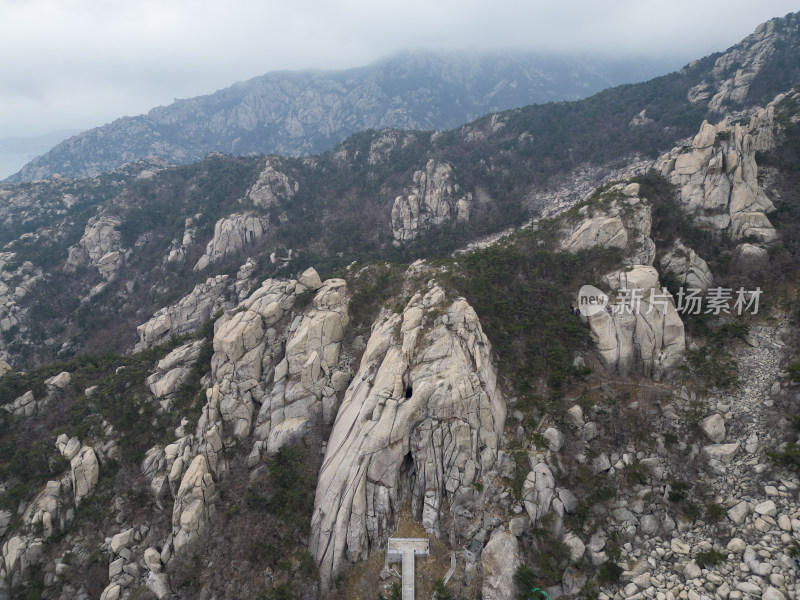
{"left": 0, "top": 130, "right": 80, "bottom": 180}
{"left": 5, "top": 52, "right": 678, "bottom": 182}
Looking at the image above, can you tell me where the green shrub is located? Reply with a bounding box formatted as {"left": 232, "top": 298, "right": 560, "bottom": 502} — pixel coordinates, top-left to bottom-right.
{"left": 299, "top": 551, "right": 318, "bottom": 578}
{"left": 695, "top": 549, "right": 726, "bottom": 568}
{"left": 433, "top": 579, "right": 455, "bottom": 600}
{"left": 705, "top": 502, "right": 726, "bottom": 521}
{"left": 597, "top": 561, "right": 623, "bottom": 584}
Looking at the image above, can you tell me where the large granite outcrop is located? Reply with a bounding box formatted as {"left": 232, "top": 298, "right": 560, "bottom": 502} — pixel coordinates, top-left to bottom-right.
{"left": 135, "top": 275, "right": 230, "bottom": 349}
{"left": 64, "top": 215, "right": 126, "bottom": 280}
{"left": 587, "top": 266, "right": 685, "bottom": 380}
{"left": 559, "top": 182, "right": 655, "bottom": 266}
{"left": 194, "top": 213, "right": 270, "bottom": 270}
{"left": 391, "top": 160, "right": 471, "bottom": 243}
{"left": 205, "top": 273, "right": 349, "bottom": 442}
{"left": 687, "top": 20, "right": 781, "bottom": 112}
{"left": 657, "top": 110, "right": 776, "bottom": 243}
{"left": 138, "top": 269, "right": 351, "bottom": 558}
{"left": 245, "top": 159, "right": 297, "bottom": 208}
{"left": 660, "top": 240, "right": 713, "bottom": 291}
{"left": 309, "top": 285, "right": 505, "bottom": 590}
{"left": 146, "top": 340, "right": 206, "bottom": 410}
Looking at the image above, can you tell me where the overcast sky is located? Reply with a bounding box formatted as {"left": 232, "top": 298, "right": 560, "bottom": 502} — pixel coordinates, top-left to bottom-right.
{"left": 0, "top": 0, "right": 798, "bottom": 139}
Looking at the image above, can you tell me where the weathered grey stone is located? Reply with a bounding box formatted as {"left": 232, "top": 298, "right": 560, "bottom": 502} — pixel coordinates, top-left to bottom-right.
{"left": 728, "top": 501, "right": 751, "bottom": 525}
{"left": 309, "top": 288, "right": 505, "bottom": 591}
{"left": 523, "top": 462, "right": 556, "bottom": 526}
{"left": 727, "top": 537, "right": 747, "bottom": 552}
{"left": 640, "top": 514, "right": 657, "bottom": 535}
{"left": 71, "top": 447, "right": 99, "bottom": 505}
{"left": 110, "top": 528, "right": 135, "bottom": 555}
{"left": 587, "top": 266, "right": 685, "bottom": 380}
{"left": 45, "top": 371, "right": 71, "bottom": 390}
{"left": 661, "top": 240, "right": 713, "bottom": 291}
{"left": 298, "top": 267, "right": 322, "bottom": 291}
{"left": 509, "top": 516, "right": 529, "bottom": 537}
{"left": 762, "top": 587, "right": 786, "bottom": 600}
{"left": 481, "top": 528, "right": 520, "bottom": 600}
{"left": 671, "top": 538, "right": 690, "bottom": 555}
{"left": 391, "top": 160, "right": 471, "bottom": 243}
{"left": 562, "top": 532, "right": 585, "bottom": 562}
{"left": 194, "top": 213, "right": 270, "bottom": 270}
{"left": 699, "top": 414, "right": 726, "bottom": 443}
{"left": 543, "top": 427, "right": 565, "bottom": 452}
{"left": 144, "top": 547, "right": 162, "bottom": 573}
{"left": 683, "top": 560, "right": 702, "bottom": 580}
{"left": 146, "top": 571, "right": 172, "bottom": 600}
{"left": 754, "top": 500, "right": 777, "bottom": 517}
{"left": 701, "top": 442, "right": 739, "bottom": 463}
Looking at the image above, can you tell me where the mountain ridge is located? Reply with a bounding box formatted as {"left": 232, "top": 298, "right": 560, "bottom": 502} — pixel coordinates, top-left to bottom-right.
{"left": 4, "top": 51, "right": 678, "bottom": 182}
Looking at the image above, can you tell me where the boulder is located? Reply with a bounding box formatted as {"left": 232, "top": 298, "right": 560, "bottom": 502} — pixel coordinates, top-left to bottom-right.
{"left": 144, "top": 547, "right": 163, "bottom": 573}
{"left": 754, "top": 500, "right": 777, "bottom": 517}
{"left": 699, "top": 414, "right": 726, "bottom": 443}
{"left": 562, "top": 532, "right": 585, "bottom": 562}
{"left": 543, "top": 427, "right": 565, "bottom": 452}
{"left": 172, "top": 455, "right": 216, "bottom": 553}
{"left": 44, "top": 371, "right": 71, "bottom": 390}
{"left": 298, "top": 267, "right": 322, "bottom": 291}
{"left": 481, "top": 528, "right": 520, "bottom": 600}
{"left": 266, "top": 417, "right": 308, "bottom": 454}
{"left": 110, "top": 528, "right": 135, "bottom": 555}
{"left": 70, "top": 447, "right": 99, "bottom": 505}
{"left": 701, "top": 442, "right": 739, "bottom": 463}
{"left": 727, "top": 501, "right": 751, "bottom": 525}
{"left": 523, "top": 462, "right": 556, "bottom": 526}
{"left": 146, "top": 571, "right": 172, "bottom": 600}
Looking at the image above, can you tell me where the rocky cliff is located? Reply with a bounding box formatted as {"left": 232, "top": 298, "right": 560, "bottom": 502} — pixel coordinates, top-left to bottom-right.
{"left": 310, "top": 278, "right": 505, "bottom": 589}
{"left": 1, "top": 13, "right": 800, "bottom": 600}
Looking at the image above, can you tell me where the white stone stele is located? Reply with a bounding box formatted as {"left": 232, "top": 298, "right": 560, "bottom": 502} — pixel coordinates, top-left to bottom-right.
{"left": 386, "top": 538, "right": 430, "bottom": 600}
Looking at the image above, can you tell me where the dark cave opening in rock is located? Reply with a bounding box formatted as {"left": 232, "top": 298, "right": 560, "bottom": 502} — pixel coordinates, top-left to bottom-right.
{"left": 405, "top": 385, "right": 413, "bottom": 399}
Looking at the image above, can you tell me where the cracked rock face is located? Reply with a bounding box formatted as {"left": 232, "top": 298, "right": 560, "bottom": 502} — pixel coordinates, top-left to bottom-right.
{"left": 587, "top": 266, "right": 685, "bottom": 380}
{"left": 135, "top": 275, "right": 231, "bottom": 349}
{"left": 309, "top": 285, "right": 505, "bottom": 590}
{"left": 208, "top": 274, "right": 349, "bottom": 442}
{"left": 482, "top": 527, "right": 521, "bottom": 600}
{"left": 391, "top": 160, "right": 472, "bottom": 243}
{"left": 657, "top": 110, "right": 776, "bottom": 243}
{"left": 64, "top": 215, "right": 125, "bottom": 279}
{"left": 560, "top": 183, "right": 655, "bottom": 266}
{"left": 194, "top": 213, "right": 270, "bottom": 271}
{"left": 660, "top": 240, "right": 713, "bottom": 292}
{"left": 140, "top": 269, "right": 351, "bottom": 560}
{"left": 687, "top": 19, "right": 784, "bottom": 112}
{"left": 245, "top": 159, "right": 297, "bottom": 208}
{"left": 172, "top": 454, "right": 216, "bottom": 554}
{"left": 71, "top": 446, "right": 100, "bottom": 506}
